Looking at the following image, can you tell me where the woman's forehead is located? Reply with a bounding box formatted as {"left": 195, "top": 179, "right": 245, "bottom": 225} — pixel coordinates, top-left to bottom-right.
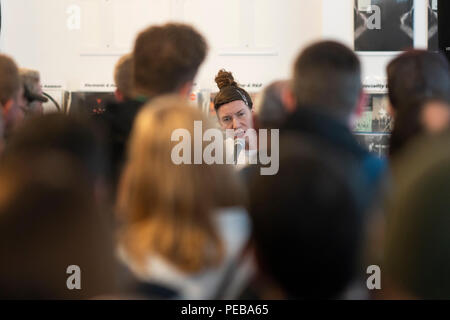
{"left": 218, "top": 100, "right": 248, "bottom": 114}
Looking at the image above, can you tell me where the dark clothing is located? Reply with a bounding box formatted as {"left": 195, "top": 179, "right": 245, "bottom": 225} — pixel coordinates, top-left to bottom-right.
{"left": 94, "top": 99, "right": 147, "bottom": 188}
{"left": 116, "top": 259, "right": 179, "bottom": 300}
{"left": 282, "top": 107, "right": 387, "bottom": 211}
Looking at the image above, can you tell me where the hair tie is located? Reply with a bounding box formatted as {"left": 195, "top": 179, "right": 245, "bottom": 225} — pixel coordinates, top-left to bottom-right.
{"left": 236, "top": 89, "right": 248, "bottom": 107}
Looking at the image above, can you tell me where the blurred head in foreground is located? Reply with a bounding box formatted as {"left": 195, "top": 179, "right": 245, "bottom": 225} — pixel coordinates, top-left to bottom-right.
{"left": 0, "top": 54, "right": 27, "bottom": 141}
{"left": 118, "top": 95, "right": 245, "bottom": 275}
{"left": 114, "top": 54, "right": 134, "bottom": 102}
{"left": 387, "top": 50, "right": 450, "bottom": 156}
{"left": 0, "top": 152, "right": 116, "bottom": 299}
{"left": 292, "top": 41, "right": 364, "bottom": 125}
{"left": 133, "top": 23, "right": 207, "bottom": 98}
{"left": 4, "top": 113, "right": 110, "bottom": 203}
{"left": 248, "top": 135, "right": 363, "bottom": 299}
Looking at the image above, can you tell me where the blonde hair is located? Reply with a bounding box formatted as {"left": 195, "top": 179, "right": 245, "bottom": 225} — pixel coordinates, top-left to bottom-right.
{"left": 118, "top": 95, "right": 244, "bottom": 273}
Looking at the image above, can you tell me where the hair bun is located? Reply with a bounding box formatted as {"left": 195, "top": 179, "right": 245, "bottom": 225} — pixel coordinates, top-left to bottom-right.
{"left": 215, "top": 69, "right": 238, "bottom": 90}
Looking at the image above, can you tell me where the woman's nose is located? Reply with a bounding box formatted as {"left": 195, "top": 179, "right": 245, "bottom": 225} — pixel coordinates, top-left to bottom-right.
{"left": 232, "top": 117, "right": 239, "bottom": 129}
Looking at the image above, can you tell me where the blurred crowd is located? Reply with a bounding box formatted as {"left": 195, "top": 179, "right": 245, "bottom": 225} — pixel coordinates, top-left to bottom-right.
{"left": 0, "top": 22, "right": 449, "bottom": 300}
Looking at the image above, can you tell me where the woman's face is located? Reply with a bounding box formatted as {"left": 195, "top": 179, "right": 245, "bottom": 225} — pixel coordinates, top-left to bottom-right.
{"left": 217, "top": 100, "right": 253, "bottom": 138}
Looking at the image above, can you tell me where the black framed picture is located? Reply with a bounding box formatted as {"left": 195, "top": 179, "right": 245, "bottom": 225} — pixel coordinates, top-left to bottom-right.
{"left": 438, "top": 0, "right": 450, "bottom": 62}
{"left": 354, "top": 0, "right": 414, "bottom": 52}
{"left": 68, "top": 91, "right": 116, "bottom": 115}
{"left": 429, "top": 0, "right": 439, "bottom": 51}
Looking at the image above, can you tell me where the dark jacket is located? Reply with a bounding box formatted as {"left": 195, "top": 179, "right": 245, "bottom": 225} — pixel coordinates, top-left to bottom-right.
{"left": 94, "top": 98, "right": 147, "bottom": 188}
{"left": 282, "top": 107, "right": 387, "bottom": 210}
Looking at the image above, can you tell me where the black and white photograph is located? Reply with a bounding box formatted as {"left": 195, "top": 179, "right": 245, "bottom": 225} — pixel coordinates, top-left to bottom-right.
{"left": 354, "top": 0, "right": 414, "bottom": 52}
{"left": 428, "top": 0, "right": 439, "bottom": 51}
{"left": 354, "top": 94, "right": 393, "bottom": 133}
{"left": 355, "top": 133, "right": 390, "bottom": 157}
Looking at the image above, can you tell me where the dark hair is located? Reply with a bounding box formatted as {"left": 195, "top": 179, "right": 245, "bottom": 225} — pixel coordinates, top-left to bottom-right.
{"left": 4, "top": 113, "right": 107, "bottom": 183}
{"left": 293, "top": 41, "right": 362, "bottom": 119}
{"left": 133, "top": 23, "right": 207, "bottom": 96}
{"left": 0, "top": 152, "right": 116, "bottom": 299}
{"left": 248, "top": 135, "right": 362, "bottom": 299}
{"left": 258, "top": 80, "right": 290, "bottom": 129}
{"left": 387, "top": 50, "right": 450, "bottom": 156}
{"left": 213, "top": 69, "right": 253, "bottom": 111}
{"left": 388, "top": 50, "right": 450, "bottom": 110}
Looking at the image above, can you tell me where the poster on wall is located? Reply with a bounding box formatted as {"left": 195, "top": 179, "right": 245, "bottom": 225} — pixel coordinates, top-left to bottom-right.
{"left": 355, "top": 133, "right": 390, "bottom": 157}
{"left": 428, "top": 0, "right": 439, "bottom": 51}
{"left": 354, "top": 93, "right": 393, "bottom": 133}
{"left": 354, "top": 0, "right": 414, "bottom": 52}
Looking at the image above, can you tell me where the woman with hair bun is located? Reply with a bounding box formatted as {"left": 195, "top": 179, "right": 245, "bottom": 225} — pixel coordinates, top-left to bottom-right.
{"left": 213, "top": 69, "right": 256, "bottom": 167}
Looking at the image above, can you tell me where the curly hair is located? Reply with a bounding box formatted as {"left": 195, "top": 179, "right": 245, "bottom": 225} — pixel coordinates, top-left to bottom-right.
{"left": 133, "top": 23, "right": 207, "bottom": 96}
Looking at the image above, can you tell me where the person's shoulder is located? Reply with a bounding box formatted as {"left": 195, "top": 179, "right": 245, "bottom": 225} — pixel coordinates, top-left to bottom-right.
{"left": 362, "top": 154, "right": 389, "bottom": 183}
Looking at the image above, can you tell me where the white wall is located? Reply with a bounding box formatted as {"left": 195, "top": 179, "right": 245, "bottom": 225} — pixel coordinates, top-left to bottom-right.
{"left": 0, "top": 0, "right": 433, "bottom": 93}
{"left": 0, "top": 0, "right": 323, "bottom": 92}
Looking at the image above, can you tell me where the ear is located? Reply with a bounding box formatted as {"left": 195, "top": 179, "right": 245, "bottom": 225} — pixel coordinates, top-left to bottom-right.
{"left": 114, "top": 89, "right": 124, "bottom": 102}
{"left": 281, "top": 87, "right": 296, "bottom": 113}
{"left": 178, "top": 81, "right": 194, "bottom": 98}
{"left": 355, "top": 90, "right": 368, "bottom": 118}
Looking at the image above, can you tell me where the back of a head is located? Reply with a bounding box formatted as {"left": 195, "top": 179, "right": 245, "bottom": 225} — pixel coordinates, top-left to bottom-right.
{"left": 248, "top": 135, "right": 362, "bottom": 299}
{"left": 257, "top": 80, "right": 290, "bottom": 129}
{"left": 0, "top": 54, "right": 20, "bottom": 106}
{"left": 385, "top": 132, "right": 450, "bottom": 299}
{"left": 387, "top": 50, "right": 450, "bottom": 112}
{"left": 119, "top": 95, "right": 243, "bottom": 273}
{"left": 133, "top": 23, "right": 207, "bottom": 97}
{"left": 4, "top": 113, "right": 107, "bottom": 183}
{"left": 293, "top": 41, "right": 362, "bottom": 120}
{"left": 387, "top": 50, "right": 450, "bottom": 156}
{"left": 0, "top": 152, "right": 116, "bottom": 299}
{"left": 114, "top": 54, "right": 134, "bottom": 101}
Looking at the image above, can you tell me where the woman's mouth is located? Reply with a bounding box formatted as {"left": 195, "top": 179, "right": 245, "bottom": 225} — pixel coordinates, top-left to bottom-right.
{"left": 234, "top": 128, "right": 245, "bottom": 138}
